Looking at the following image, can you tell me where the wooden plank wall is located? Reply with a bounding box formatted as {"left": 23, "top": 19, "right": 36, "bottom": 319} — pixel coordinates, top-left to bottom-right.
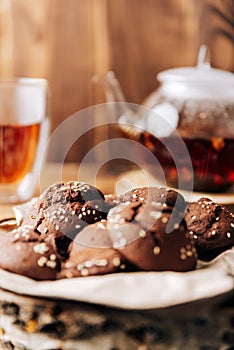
{"left": 0, "top": 0, "right": 233, "bottom": 161}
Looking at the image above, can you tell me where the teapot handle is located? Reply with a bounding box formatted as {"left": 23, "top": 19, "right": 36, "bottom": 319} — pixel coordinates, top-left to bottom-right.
{"left": 197, "top": 45, "right": 211, "bottom": 70}
{"left": 93, "top": 70, "right": 128, "bottom": 104}
{"left": 93, "top": 71, "right": 138, "bottom": 122}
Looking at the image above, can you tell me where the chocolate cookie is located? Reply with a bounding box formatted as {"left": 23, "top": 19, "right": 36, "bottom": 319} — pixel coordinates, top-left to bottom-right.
{"left": 61, "top": 221, "right": 130, "bottom": 278}
{"left": 185, "top": 197, "right": 234, "bottom": 260}
{"left": 0, "top": 182, "right": 117, "bottom": 280}
{"left": 0, "top": 226, "right": 60, "bottom": 280}
{"left": 22, "top": 181, "right": 111, "bottom": 242}
{"left": 120, "top": 187, "right": 186, "bottom": 210}
{"left": 107, "top": 198, "right": 197, "bottom": 272}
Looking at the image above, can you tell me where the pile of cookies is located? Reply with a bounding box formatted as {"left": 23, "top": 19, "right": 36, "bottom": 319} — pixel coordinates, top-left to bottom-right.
{"left": 0, "top": 182, "right": 233, "bottom": 280}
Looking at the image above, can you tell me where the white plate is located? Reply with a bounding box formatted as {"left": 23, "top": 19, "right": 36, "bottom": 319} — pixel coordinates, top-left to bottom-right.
{"left": 0, "top": 248, "right": 233, "bottom": 310}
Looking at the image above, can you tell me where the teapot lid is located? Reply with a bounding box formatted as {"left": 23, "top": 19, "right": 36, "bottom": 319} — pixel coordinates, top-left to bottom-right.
{"left": 157, "top": 45, "right": 234, "bottom": 84}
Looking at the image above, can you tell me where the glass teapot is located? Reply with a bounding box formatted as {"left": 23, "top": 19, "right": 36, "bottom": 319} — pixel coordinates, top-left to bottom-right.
{"left": 100, "top": 46, "right": 234, "bottom": 192}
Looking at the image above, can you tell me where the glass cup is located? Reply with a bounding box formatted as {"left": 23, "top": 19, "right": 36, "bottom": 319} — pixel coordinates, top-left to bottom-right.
{"left": 0, "top": 78, "right": 50, "bottom": 203}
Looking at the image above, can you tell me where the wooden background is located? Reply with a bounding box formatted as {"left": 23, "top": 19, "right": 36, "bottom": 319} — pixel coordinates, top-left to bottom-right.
{"left": 0, "top": 0, "right": 233, "bottom": 162}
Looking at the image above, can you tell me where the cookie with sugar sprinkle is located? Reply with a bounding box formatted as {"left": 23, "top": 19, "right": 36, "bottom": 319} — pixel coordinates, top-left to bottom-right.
{"left": 185, "top": 197, "right": 234, "bottom": 261}
{"left": 106, "top": 190, "right": 197, "bottom": 272}
{"left": 0, "top": 226, "right": 60, "bottom": 280}
{"left": 60, "top": 221, "right": 133, "bottom": 278}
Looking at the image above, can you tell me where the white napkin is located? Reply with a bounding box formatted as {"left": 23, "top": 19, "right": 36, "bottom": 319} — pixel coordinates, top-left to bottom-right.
{"left": 0, "top": 248, "right": 233, "bottom": 310}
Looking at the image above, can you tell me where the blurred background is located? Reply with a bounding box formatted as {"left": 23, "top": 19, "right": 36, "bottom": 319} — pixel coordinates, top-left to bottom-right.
{"left": 0, "top": 0, "right": 233, "bottom": 162}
